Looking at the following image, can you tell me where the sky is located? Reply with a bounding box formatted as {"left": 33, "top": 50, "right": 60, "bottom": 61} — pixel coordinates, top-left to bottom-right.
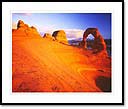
{"left": 12, "top": 13, "right": 111, "bottom": 39}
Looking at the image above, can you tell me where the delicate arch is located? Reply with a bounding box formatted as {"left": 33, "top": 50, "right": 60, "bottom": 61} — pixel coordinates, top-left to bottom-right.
{"left": 83, "top": 28, "right": 106, "bottom": 52}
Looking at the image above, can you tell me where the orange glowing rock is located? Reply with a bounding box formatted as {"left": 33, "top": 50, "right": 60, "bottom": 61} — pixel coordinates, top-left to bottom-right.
{"left": 52, "top": 30, "right": 68, "bottom": 44}
{"left": 17, "top": 20, "right": 25, "bottom": 28}
{"left": 43, "top": 33, "right": 55, "bottom": 40}
{"left": 13, "top": 20, "right": 41, "bottom": 37}
{"left": 12, "top": 21, "right": 111, "bottom": 92}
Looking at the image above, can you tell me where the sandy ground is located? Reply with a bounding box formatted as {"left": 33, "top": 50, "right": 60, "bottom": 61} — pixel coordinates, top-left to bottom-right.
{"left": 12, "top": 33, "right": 111, "bottom": 92}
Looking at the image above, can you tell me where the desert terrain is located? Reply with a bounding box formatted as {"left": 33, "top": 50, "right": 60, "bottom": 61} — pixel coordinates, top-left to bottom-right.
{"left": 12, "top": 20, "right": 111, "bottom": 92}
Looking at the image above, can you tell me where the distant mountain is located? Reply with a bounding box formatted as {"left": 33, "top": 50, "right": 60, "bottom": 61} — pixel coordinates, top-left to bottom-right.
{"left": 68, "top": 38, "right": 111, "bottom": 56}
{"left": 68, "top": 38, "right": 111, "bottom": 45}
{"left": 68, "top": 38, "right": 83, "bottom": 45}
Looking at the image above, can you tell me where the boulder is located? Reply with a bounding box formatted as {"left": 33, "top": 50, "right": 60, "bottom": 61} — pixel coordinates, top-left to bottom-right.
{"left": 31, "top": 26, "right": 37, "bottom": 31}
{"left": 29, "top": 26, "right": 39, "bottom": 34}
{"left": 52, "top": 30, "right": 68, "bottom": 44}
{"left": 43, "top": 33, "right": 55, "bottom": 40}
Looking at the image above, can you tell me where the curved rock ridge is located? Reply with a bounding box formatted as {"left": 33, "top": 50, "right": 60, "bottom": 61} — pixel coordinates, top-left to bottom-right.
{"left": 52, "top": 30, "right": 68, "bottom": 44}
{"left": 82, "top": 28, "right": 107, "bottom": 53}
{"left": 13, "top": 20, "right": 41, "bottom": 37}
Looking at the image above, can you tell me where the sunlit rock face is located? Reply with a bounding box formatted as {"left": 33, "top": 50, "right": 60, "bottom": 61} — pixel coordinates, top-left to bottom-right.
{"left": 13, "top": 20, "right": 40, "bottom": 37}
{"left": 52, "top": 30, "right": 68, "bottom": 44}
{"left": 43, "top": 33, "right": 55, "bottom": 40}
{"left": 30, "top": 26, "right": 38, "bottom": 33}
{"left": 82, "top": 28, "right": 107, "bottom": 53}
{"left": 12, "top": 21, "right": 111, "bottom": 92}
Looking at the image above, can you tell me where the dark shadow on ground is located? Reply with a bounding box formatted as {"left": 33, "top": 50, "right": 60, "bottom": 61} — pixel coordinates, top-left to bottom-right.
{"left": 95, "top": 76, "right": 111, "bottom": 92}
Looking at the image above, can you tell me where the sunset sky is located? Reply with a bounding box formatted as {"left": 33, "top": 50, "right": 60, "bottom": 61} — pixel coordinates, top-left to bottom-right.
{"left": 12, "top": 13, "right": 111, "bottom": 39}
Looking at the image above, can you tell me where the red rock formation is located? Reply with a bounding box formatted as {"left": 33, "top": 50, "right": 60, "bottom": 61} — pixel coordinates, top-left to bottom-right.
{"left": 30, "top": 26, "right": 37, "bottom": 32}
{"left": 17, "top": 20, "right": 25, "bottom": 28}
{"left": 83, "top": 28, "right": 106, "bottom": 52}
{"left": 43, "top": 33, "right": 55, "bottom": 40}
{"left": 52, "top": 30, "right": 68, "bottom": 44}
{"left": 13, "top": 20, "right": 40, "bottom": 37}
{"left": 12, "top": 23, "right": 111, "bottom": 92}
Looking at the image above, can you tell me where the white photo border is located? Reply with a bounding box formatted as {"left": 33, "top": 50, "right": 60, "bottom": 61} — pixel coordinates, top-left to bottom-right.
{"left": 2, "top": 2, "right": 124, "bottom": 104}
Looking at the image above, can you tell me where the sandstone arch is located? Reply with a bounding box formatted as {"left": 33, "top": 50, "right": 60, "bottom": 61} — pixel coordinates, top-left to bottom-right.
{"left": 83, "top": 28, "right": 106, "bottom": 52}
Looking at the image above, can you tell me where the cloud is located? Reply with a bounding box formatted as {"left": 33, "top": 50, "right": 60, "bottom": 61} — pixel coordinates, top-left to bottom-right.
{"left": 65, "top": 29, "right": 84, "bottom": 39}
{"left": 13, "top": 13, "right": 32, "bottom": 16}
{"left": 12, "top": 22, "right": 17, "bottom": 29}
{"left": 39, "top": 26, "right": 84, "bottom": 39}
{"left": 23, "top": 13, "right": 32, "bottom": 16}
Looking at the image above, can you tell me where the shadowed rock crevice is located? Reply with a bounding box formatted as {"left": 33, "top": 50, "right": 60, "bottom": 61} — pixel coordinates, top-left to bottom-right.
{"left": 95, "top": 76, "right": 111, "bottom": 92}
